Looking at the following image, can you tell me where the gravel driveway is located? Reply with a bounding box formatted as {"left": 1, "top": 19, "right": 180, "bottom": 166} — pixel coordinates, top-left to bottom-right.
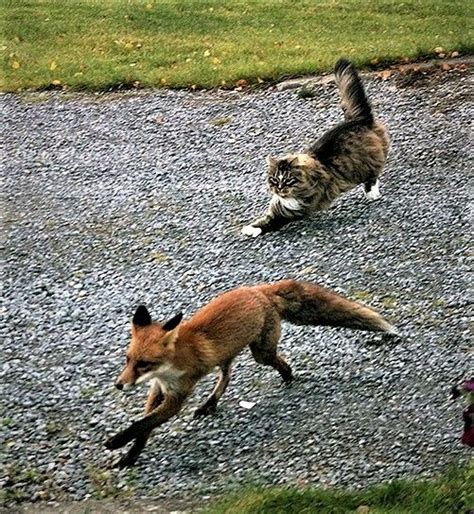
{"left": 1, "top": 68, "right": 472, "bottom": 508}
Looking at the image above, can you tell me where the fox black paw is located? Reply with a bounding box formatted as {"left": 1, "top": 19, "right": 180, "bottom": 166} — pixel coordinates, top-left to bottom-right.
{"left": 194, "top": 403, "right": 217, "bottom": 418}
{"left": 114, "top": 453, "right": 139, "bottom": 469}
{"left": 105, "top": 432, "right": 129, "bottom": 450}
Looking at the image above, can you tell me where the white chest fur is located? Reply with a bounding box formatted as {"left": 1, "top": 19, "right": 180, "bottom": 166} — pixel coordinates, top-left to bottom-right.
{"left": 136, "top": 362, "right": 185, "bottom": 394}
{"left": 273, "top": 194, "right": 301, "bottom": 211}
{"left": 151, "top": 362, "right": 185, "bottom": 394}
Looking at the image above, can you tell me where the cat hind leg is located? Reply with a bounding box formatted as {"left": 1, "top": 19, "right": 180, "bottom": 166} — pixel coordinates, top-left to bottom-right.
{"left": 364, "top": 179, "right": 381, "bottom": 201}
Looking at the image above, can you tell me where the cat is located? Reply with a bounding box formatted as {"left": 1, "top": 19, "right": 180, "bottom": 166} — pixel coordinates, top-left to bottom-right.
{"left": 242, "top": 58, "right": 390, "bottom": 237}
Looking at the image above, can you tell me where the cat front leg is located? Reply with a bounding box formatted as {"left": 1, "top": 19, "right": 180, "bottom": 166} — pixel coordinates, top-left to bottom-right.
{"left": 242, "top": 197, "right": 304, "bottom": 236}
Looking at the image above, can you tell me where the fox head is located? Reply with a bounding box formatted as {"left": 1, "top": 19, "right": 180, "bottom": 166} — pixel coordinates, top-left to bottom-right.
{"left": 114, "top": 305, "right": 183, "bottom": 390}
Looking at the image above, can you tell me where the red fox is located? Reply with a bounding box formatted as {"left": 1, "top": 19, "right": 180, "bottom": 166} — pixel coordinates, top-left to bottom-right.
{"left": 105, "top": 279, "right": 398, "bottom": 467}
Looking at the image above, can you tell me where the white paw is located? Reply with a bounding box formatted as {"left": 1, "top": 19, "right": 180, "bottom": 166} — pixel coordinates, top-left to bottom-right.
{"left": 365, "top": 180, "right": 381, "bottom": 201}
{"left": 241, "top": 225, "right": 262, "bottom": 237}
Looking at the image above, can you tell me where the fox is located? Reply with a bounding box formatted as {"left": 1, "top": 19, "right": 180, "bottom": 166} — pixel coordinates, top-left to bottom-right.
{"left": 105, "top": 279, "right": 398, "bottom": 468}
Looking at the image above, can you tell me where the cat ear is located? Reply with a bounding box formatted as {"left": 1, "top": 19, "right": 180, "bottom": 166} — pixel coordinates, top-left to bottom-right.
{"left": 287, "top": 155, "right": 299, "bottom": 167}
{"left": 266, "top": 155, "right": 277, "bottom": 167}
{"left": 162, "top": 312, "right": 183, "bottom": 331}
{"left": 133, "top": 305, "right": 152, "bottom": 327}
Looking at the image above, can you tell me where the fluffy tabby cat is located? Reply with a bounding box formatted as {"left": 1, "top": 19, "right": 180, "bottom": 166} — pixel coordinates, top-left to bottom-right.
{"left": 242, "top": 59, "right": 390, "bottom": 237}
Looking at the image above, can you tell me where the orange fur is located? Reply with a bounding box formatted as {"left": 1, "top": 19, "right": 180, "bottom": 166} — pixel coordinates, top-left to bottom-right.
{"left": 106, "top": 279, "right": 397, "bottom": 467}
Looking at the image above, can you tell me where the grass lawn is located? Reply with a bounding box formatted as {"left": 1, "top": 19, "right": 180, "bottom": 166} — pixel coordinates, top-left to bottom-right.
{"left": 1, "top": 0, "right": 473, "bottom": 92}
{"left": 206, "top": 459, "right": 473, "bottom": 514}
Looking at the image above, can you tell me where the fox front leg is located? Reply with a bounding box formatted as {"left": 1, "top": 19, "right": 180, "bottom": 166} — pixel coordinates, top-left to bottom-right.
{"left": 114, "top": 380, "right": 164, "bottom": 468}
{"left": 105, "top": 392, "right": 188, "bottom": 465}
{"left": 194, "top": 362, "right": 232, "bottom": 418}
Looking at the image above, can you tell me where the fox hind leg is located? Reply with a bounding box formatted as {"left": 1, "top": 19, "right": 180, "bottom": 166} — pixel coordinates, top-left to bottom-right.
{"left": 194, "top": 361, "right": 232, "bottom": 417}
{"left": 250, "top": 319, "right": 293, "bottom": 384}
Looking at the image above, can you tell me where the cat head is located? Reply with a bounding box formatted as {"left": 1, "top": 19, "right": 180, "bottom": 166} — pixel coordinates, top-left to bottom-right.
{"left": 266, "top": 154, "right": 316, "bottom": 197}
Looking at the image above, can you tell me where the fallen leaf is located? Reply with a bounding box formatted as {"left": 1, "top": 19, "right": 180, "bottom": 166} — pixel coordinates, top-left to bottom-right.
{"left": 434, "top": 46, "right": 444, "bottom": 53}
{"left": 11, "top": 60, "right": 20, "bottom": 69}
{"left": 51, "top": 79, "right": 61, "bottom": 86}
{"left": 203, "top": 49, "right": 211, "bottom": 57}
{"left": 377, "top": 70, "right": 392, "bottom": 80}
{"left": 235, "top": 79, "right": 248, "bottom": 88}
{"left": 239, "top": 401, "right": 256, "bottom": 409}
{"left": 441, "top": 63, "right": 451, "bottom": 71}
{"left": 451, "top": 51, "right": 460, "bottom": 58}
{"left": 210, "top": 116, "right": 231, "bottom": 127}
{"left": 49, "top": 60, "right": 57, "bottom": 71}
{"left": 150, "top": 252, "right": 169, "bottom": 262}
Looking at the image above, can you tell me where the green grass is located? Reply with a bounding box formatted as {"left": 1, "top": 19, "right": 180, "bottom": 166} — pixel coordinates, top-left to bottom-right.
{"left": 206, "top": 460, "right": 473, "bottom": 514}
{"left": 1, "top": 0, "right": 473, "bottom": 92}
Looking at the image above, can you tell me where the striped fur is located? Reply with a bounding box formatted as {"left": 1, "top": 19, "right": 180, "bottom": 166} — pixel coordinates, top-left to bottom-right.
{"left": 242, "top": 59, "right": 389, "bottom": 236}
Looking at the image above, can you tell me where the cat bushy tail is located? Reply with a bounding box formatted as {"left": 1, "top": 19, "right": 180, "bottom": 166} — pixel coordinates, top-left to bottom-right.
{"left": 334, "top": 59, "right": 373, "bottom": 125}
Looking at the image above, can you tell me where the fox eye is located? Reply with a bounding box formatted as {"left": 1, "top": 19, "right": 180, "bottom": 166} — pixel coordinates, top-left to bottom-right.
{"left": 136, "top": 360, "right": 152, "bottom": 369}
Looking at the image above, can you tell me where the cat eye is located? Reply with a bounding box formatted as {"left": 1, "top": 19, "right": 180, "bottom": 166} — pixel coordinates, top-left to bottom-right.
{"left": 268, "top": 177, "right": 278, "bottom": 186}
{"left": 285, "top": 179, "right": 297, "bottom": 186}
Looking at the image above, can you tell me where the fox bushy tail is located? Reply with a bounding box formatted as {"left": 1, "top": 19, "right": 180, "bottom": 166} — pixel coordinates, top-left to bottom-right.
{"left": 334, "top": 58, "right": 373, "bottom": 124}
{"left": 259, "top": 280, "right": 398, "bottom": 334}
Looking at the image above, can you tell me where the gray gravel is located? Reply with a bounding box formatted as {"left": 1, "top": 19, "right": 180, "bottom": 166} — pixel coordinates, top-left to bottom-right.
{"left": 1, "top": 69, "right": 472, "bottom": 507}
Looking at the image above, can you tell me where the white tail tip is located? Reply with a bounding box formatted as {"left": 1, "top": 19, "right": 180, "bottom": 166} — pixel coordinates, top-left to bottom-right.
{"left": 386, "top": 324, "right": 400, "bottom": 336}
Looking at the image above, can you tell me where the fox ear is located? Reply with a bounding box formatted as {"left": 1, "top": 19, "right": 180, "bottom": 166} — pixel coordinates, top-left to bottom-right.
{"left": 133, "top": 305, "right": 152, "bottom": 327}
{"left": 266, "top": 155, "right": 277, "bottom": 167}
{"left": 162, "top": 312, "right": 183, "bottom": 331}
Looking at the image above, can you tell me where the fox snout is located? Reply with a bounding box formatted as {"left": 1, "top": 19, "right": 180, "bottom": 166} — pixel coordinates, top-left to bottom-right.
{"left": 114, "top": 376, "right": 136, "bottom": 391}
{"left": 114, "top": 366, "right": 137, "bottom": 391}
